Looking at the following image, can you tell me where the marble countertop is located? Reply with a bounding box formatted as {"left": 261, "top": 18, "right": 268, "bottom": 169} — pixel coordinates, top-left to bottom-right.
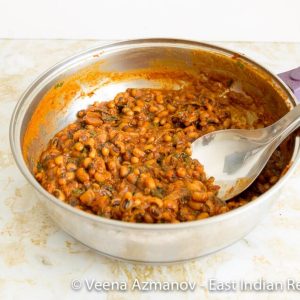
{"left": 1, "top": 40, "right": 300, "bottom": 300}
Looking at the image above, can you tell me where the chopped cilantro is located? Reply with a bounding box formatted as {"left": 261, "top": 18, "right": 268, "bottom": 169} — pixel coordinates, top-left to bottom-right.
{"left": 37, "top": 162, "right": 43, "bottom": 171}
{"left": 173, "top": 152, "right": 190, "bottom": 162}
{"left": 236, "top": 61, "right": 245, "bottom": 69}
{"left": 102, "top": 115, "right": 119, "bottom": 122}
{"left": 181, "top": 152, "right": 190, "bottom": 161}
{"left": 89, "top": 130, "right": 97, "bottom": 137}
{"left": 54, "top": 82, "right": 64, "bottom": 89}
{"left": 103, "top": 185, "right": 113, "bottom": 192}
{"left": 151, "top": 187, "right": 165, "bottom": 199}
{"left": 68, "top": 157, "right": 78, "bottom": 164}
{"left": 72, "top": 188, "right": 84, "bottom": 196}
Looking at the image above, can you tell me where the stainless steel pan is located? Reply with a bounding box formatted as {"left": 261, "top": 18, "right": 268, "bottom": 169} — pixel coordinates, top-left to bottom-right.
{"left": 9, "top": 39, "right": 300, "bottom": 263}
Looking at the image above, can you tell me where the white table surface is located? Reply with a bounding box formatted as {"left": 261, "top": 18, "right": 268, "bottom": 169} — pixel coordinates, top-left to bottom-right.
{"left": 1, "top": 0, "right": 300, "bottom": 42}
{"left": 1, "top": 40, "right": 300, "bottom": 300}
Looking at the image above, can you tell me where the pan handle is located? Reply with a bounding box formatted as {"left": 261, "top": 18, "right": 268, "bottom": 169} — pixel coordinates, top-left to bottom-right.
{"left": 278, "top": 66, "right": 300, "bottom": 103}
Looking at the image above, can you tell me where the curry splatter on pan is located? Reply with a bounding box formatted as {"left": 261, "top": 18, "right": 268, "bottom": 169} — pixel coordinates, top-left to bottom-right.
{"left": 10, "top": 39, "right": 300, "bottom": 263}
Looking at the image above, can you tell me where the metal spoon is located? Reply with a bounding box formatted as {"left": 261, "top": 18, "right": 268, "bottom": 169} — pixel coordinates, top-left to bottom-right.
{"left": 191, "top": 105, "right": 300, "bottom": 201}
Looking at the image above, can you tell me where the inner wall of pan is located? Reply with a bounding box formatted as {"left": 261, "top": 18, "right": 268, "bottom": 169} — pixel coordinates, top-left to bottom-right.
{"left": 22, "top": 43, "right": 294, "bottom": 173}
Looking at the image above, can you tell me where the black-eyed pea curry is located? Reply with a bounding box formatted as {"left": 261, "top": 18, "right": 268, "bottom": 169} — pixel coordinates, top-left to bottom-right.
{"left": 34, "top": 73, "right": 288, "bottom": 223}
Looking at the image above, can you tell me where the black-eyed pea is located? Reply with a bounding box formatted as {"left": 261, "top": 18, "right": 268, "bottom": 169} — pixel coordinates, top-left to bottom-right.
{"left": 144, "top": 188, "right": 151, "bottom": 195}
{"left": 132, "top": 148, "right": 145, "bottom": 158}
{"left": 107, "top": 160, "right": 117, "bottom": 172}
{"left": 219, "top": 206, "right": 229, "bottom": 214}
{"left": 205, "top": 199, "right": 215, "bottom": 213}
{"left": 54, "top": 155, "right": 64, "bottom": 166}
{"left": 89, "top": 148, "right": 97, "bottom": 158}
{"left": 269, "top": 176, "right": 278, "bottom": 184}
{"left": 144, "top": 144, "right": 154, "bottom": 152}
{"left": 133, "top": 199, "right": 142, "bottom": 207}
{"left": 56, "top": 167, "right": 64, "bottom": 177}
{"left": 160, "top": 118, "right": 167, "bottom": 125}
{"left": 58, "top": 177, "right": 67, "bottom": 186}
{"left": 76, "top": 168, "right": 89, "bottom": 183}
{"left": 206, "top": 125, "right": 215, "bottom": 133}
{"left": 74, "top": 142, "right": 84, "bottom": 151}
{"left": 122, "top": 107, "right": 133, "bottom": 116}
{"left": 126, "top": 110, "right": 134, "bottom": 117}
{"left": 197, "top": 212, "right": 209, "bottom": 219}
{"left": 123, "top": 191, "right": 133, "bottom": 200}
{"left": 107, "top": 102, "right": 115, "bottom": 109}
{"left": 185, "top": 148, "right": 192, "bottom": 156}
{"left": 80, "top": 189, "right": 95, "bottom": 206}
{"left": 163, "top": 198, "right": 178, "bottom": 211}
{"left": 88, "top": 168, "right": 96, "bottom": 176}
{"left": 165, "top": 169, "right": 174, "bottom": 180}
{"left": 186, "top": 93, "right": 195, "bottom": 99}
{"left": 149, "top": 205, "right": 161, "bottom": 219}
{"left": 186, "top": 180, "right": 207, "bottom": 192}
{"left": 115, "top": 141, "right": 125, "bottom": 153}
{"left": 122, "top": 151, "right": 131, "bottom": 161}
{"left": 206, "top": 103, "right": 213, "bottom": 112}
{"left": 156, "top": 94, "right": 164, "bottom": 104}
{"left": 66, "top": 162, "right": 77, "bottom": 171}
{"left": 167, "top": 104, "right": 176, "bottom": 112}
{"left": 149, "top": 197, "right": 163, "bottom": 208}
{"left": 157, "top": 110, "right": 168, "bottom": 118}
{"left": 66, "top": 172, "right": 75, "bottom": 181}
{"left": 136, "top": 99, "right": 144, "bottom": 107}
{"left": 147, "top": 136, "right": 155, "bottom": 143}
{"left": 144, "top": 176, "right": 156, "bottom": 190}
{"left": 153, "top": 117, "right": 160, "bottom": 125}
{"left": 119, "top": 122, "right": 128, "bottom": 130}
{"left": 162, "top": 211, "right": 175, "bottom": 222}
{"left": 101, "top": 147, "right": 110, "bottom": 157}
{"left": 139, "top": 127, "right": 147, "bottom": 135}
{"left": 85, "top": 125, "right": 95, "bottom": 131}
{"left": 223, "top": 118, "right": 231, "bottom": 128}
{"left": 176, "top": 167, "right": 186, "bottom": 178}
{"left": 98, "top": 132, "right": 107, "bottom": 144}
{"left": 53, "top": 189, "right": 66, "bottom": 201}
{"left": 120, "top": 166, "right": 129, "bottom": 177}
{"left": 188, "top": 132, "right": 199, "bottom": 139}
{"left": 94, "top": 172, "right": 105, "bottom": 183}
{"left": 133, "top": 168, "right": 140, "bottom": 175}
{"left": 35, "top": 172, "right": 43, "bottom": 182}
{"left": 188, "top": 200, "right": 203, "bottom": 210}
{"left": 157, "top": 104, "right": 165, "bottom": 111}
{"left": 144, "top": 213, "right": 154, "bottom": 223}
{"left": 127, "top": 173, "right": 137, "bottom": 184}
{"left": 84, "top": 112, "right": 103, "bottom": 126}
{"left": 86, "top": 138, "right": 95, "bottom": 147}
{"left": 83, "top": 157, "right": 92, "bottom": 168}
{"left": 145, "top": 160, "right": 155, "bottom": 168}
{"left": 121, "top": 199, "right": 132, "bottom": 210}
{"left": 163, "top": 134, "right": 172, "bottom": 142}
{"left": 149, "top": 105, "right": 158, "bottom": 113}
{"left": 133, "top": 106, "right": 142, "bottom": 113}
{"left": 192, "top": 191, "right": 208, "bottom": 202}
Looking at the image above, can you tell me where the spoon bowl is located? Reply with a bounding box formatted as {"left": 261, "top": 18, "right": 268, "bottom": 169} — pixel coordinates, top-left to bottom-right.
{"left": 192, "top": 105, "right": 300, "bottom": 201}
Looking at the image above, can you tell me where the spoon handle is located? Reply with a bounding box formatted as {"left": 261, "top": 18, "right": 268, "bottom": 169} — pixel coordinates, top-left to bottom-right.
{"left": 268, "top": 104, "right": 300, "bottom": 147}
{"left": 278, "top": 66, "right": 300, "bottom": 102}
